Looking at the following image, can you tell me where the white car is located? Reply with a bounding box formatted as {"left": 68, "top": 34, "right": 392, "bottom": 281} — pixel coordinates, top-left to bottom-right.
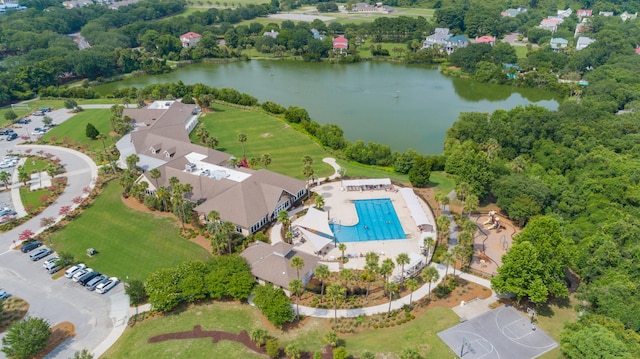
{"left": 72, "top": 268, "right": 93, "bottom": 282}
{"left": 96, "top": 277, "right": 119, "bottom": 294}
{"left": 64, "top": 263, "right": 86, "bottom": 278}
{"left": 43, "top": 257, "right": 59, "bottom": 268}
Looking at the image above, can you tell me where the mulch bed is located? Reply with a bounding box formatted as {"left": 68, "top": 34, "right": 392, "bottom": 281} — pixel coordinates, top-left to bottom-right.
{"left": 34, "top": 322, "right": 75, "bottom": 359}
{"left": 148, "top": 325, "right": 335, "bottom": 359}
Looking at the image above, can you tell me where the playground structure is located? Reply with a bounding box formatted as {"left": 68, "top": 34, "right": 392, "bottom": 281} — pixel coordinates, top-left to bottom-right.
{"left": 483, "top": 210, "right": 506, "bottom": 232}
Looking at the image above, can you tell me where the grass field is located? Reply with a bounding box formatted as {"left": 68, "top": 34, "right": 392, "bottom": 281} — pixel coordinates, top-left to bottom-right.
{"left": 102, "top": 301, "right": 458, "bottom": 358}
{"left": 195, "top": 104, "right": 335, "bottom": 179}
{"left": 20, "top": 188, "right": 49, "bottom": 210}
{"left": 47, "top": 182, "right": 211, "bottom": 280}
{"left": 20, "top": 158, "right": 48, "bottom": 174}
{"left": 514, "top": 46, "right": 529, "bottom": 58}
{"left": 536, "top": 296, "right": 578, "bottom": 359}
{"left": 42, "top": 109, "right": 115, "bottom": 154}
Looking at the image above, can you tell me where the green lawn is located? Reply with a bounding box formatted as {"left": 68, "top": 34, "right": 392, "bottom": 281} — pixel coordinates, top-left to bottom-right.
{"left": 430, "top": 171, "right": 456, "bottom": 195}
{"left": 103, "top": 300, "right": 459, "bottom": 358}
{"left": 344, "top": 306, "right": 459, "bottom": 357}
{"left": 20, "top": 188, "right": 49, "bottom": 210}
{"left": 20, "top": 158, "right": 48, "bottom": 174}
{"left": 195, "top": 104, "right": 334, "bottom": 179}
{"left": 48, "top": 182, "right": 211, "bottom": 280}
{"left": 42, "top": 109, "right": 115, "bottom": 154}
{"left": 514, "top": 46, "right": 529, "bottom": 59}
{"left": 536, "top": 296, "right": 578, "bottom": 359}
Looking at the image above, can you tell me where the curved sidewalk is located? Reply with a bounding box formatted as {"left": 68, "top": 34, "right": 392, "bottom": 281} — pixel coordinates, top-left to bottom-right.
{"left": 295, "top": 263, "right": 496, "bottom": 318}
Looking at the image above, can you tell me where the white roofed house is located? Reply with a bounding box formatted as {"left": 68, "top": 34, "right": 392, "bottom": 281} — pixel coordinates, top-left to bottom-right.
{"left": 117, "top": 100, "right": 308, "bottom": 236}
{"left": 422, "top": 28, "right": 452, "bottom": 49}
{"left": 576, "top": 37, "right": 595, "bottom": 50}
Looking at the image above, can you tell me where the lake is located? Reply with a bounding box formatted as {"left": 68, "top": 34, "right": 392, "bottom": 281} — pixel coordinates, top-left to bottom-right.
{"left": 96, "top": 61, "right": 559, "bottom": 154}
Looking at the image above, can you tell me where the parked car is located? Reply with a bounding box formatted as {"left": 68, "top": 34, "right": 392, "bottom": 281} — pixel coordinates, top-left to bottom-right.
{"left": 64, "top": 263, "right": 86, "bottom": 278}
{"left": 78, "top": 271, "right": 101, "bottom": 286}
{"left": 29, "top": 247, "right": 52, "bottom": 261}
{"left": 47, "top": 265, "right": 62, "bottom": 274}
{"left": 6, "top": 133, "right": 18, "bottom": 141}
{"left": 40, "top": 107, "right": 52, "bottom": 113}
{"left": 33, "top": 111, "right": 44, "bottom": 116}
{"left": 20, "top": 241, "right": 42, "bottom": 253}
{"left": 86, "top": 275, "right": 109, "bottom": 291}
{"left": 96, "top": 277, "right": 119, "bottom": 294}
{"left": 43, "top": 257, "right": 59, "bottom": 268}
{"left": 16, "top": 118, "right": 31, "bottom": 124}
{"left": 0, "top": 289, "right": 10, "bottom": 300}
{"left": 72, "top": 268, "right": 93, "bottom": 282}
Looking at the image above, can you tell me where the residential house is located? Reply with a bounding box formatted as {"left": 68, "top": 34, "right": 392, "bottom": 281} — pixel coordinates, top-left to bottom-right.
{"left": 557, "top": 8, "right": 572, "bottom": 18}
{"left": 475, "top": 35, "right": 496, "bottom": 46}
{"left": 240, "top": 241, "right": 318, "bottom": 293}
{"left": 61, "top": 0, "right": 90, "bottom": 8}
{"left": 501, "top": 7, "right": 526, "bottom": 17}
{"left": 621, "top": 12, "right": 638, "bottom": 21}
{"left": 635, "top": 47, "right": 640, "bottom": 55}
{"left": 599, "top": 11, "right": 613, "bottom": 16}
{"left": 116, "top": 100, "right": 308, "bottom": 236}
{"left": 577, "top": 9, "right": 592, "bottom": 19}
{"left": 574, "top": 18, "right": 589, "bottom": 37}
{"left": 333, "top": 35, "right": 348, "bottom": 54}
{"left": 352, "top": 2, "right": 394, "bottom": 13}
{"left": 422, "top": 28, "right": 451, "bottom": 49}
{"left": 0, "top": 2, "right": 26, "bottom": 12}
{"left": 576, "top": 36, "right": 595, "bottom": 50}
{"left": 108, "top": 0, "right": 140, "bottom": 9}
{"left": 504, "top": 64, "right": 520, "bottom": 79}
{"left": 263, "top": 29, "right": 279, "bottom": 39}
{"left": 444, "top": 35, "right": 469, "bottom": 54}
{"left": 550, "top": 37, "right": 569, "bottom": 51}
{"left": 180, "top": 32, "right": 201, "bottom": 48}
{"left": 311, "top": 28, "right": 324, "bottom": 40}
{"left": 540, "top": 18, "right": 562, "bottom": 32}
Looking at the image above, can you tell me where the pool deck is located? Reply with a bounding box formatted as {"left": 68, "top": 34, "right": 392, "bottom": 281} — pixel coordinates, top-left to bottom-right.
{"left": 287, "top": 180, "right": 437, "bottom": 277}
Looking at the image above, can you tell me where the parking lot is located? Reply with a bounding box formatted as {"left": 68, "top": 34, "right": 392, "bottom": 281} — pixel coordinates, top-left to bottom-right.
{"left": 0, "top": 249, "right": 128, "bottom": 359}
{"left": 0, "top": 106, "right": 123, "bottom": 358}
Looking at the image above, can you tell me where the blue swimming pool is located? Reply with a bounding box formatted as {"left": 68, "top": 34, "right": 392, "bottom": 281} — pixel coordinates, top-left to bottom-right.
{"left": 330, "top": 199, "right": 405, "bottom": 242}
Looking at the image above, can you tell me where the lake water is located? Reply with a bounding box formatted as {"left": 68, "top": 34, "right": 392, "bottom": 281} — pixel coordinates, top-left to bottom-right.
{"left": 96, "top": 61, "right": 559, "bottom": 154}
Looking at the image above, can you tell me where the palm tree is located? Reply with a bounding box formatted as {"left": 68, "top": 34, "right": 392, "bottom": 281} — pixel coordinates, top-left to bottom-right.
{"left": 463, "top": 194, "right": 479, "bottom": 218}
{"left": 196, "top": 126, "right": 210, "bottom": 144}
{"left": 0, "top": 171, "right": 10, "bottom": 190}
{"left": 326, "top": 283, "right": 345, "bottom": 323}
{"left": 206, "top": 136, "right": 219, "bottom": 149}
{"left": 126, "top": 154, "right": 140, "bottom": 171}
{"left": 290, "top": 256, "right": 304, "bottom": 280}
{"left": 323, "top": 331, "right": 339, "bottom": 348}
{"left": 289, "top": 278, "right": 303, "bottom": 320}
{"left": 284, "top": 342, "right": 301, "bottom": 359}
{"left": 301, "top": 155, "right": 313, "bottom": 166}
{"left": 396, "top": 253, "right": 410, "bottom": 284}
{"left": 249, "top": 157, "right": 259, "bottom": 169}
{"left": 339, "top": 268, "right": 353, "bottom": 296}
{"left": 436, "top": 215, "right": 451, "bottom": 245}
{"left": 463, "top": 219, "right": 478, "bottom": 237}
{"left": 421, "top": 266, "right": 439, "bottom": 302}
{"left": 434, "top": 192, "right": 443, "bottom": 215}
{"left": 361, "top": 268, "right": 376, "bottom": 302}
{"left": 168, "top": 176, "right": 179, "bottom": 192}
{"left": 456, "top": 182, "right": 472, "bottom": 216}
{"left": 156, "top": 186, "right": 170, "bottom": 212}
{"left": 314, "top": 195, "right": 325, "bottom": 210}
{"left": 315, "top": 264, "right": 330, "bottom": 303}
{"left": 451, "top": 246, "right": 464, "bottom": 276}
{"left": 250, "top": 328, "right": 268, "bottom": 348}
{"left": 277, "top": 210, "right": 290, "bottom": 233}
{"left": 338, "top": 243, "right": 347, "bottom": 263}
{"left": 442, "top": 195, "right": 450, "bottom": 213}
{"left": 302, "top": 165, "right": 314, "bottom": 186}
{"left": 406, "top": 278, "right": 419, "bottom": 305}
{"left": 228, "top": 157, "right": 239, "bottom": 168}
{"left": 423, "top": 236, "right": 435, "bottom": 259}
{"left": 221, "top": 221, "right": 236, "bottom": 254}
{"left": 442, "top": 252, "right": 454, "bottom": 278}
{"left": 380, "top": 258, "right": 395, "bottom": 284}
{"left": 260, "top": 153, "right": 271, "bottom": 168}
{"left": 238, "top": 133, "right": 247, "bottom": 158}
{"left": 386, "top": 281, "right": 399, "bottom": 317}
{"left": 149, "top": 168, "right": 161, "bottom": 189}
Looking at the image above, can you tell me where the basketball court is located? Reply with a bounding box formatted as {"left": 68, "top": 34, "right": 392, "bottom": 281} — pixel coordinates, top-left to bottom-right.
{"left": 438, "top": 306, "right": 558, "bottom": 359}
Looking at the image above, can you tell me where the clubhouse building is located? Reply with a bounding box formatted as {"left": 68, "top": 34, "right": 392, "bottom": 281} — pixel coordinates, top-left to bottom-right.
{"left": 116, "top": 100, "right": 307, "bottom": 235}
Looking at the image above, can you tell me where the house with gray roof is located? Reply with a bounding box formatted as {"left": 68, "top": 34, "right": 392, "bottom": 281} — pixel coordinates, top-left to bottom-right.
{"left": 118, "top": 100, "right": 307, "bottom": 236}
{"left": 444, "top": 35, "right": 469, "bottom": 54}
{"left": 576, "top": 36, "right": 595, "bottom": 50}
{"left": 241, "top": 241, "right": 318, "bottom": 293}
{"left": 422, "top": 28, "right": 451, "bottom": 49}
{"left": 550, "top": 37, "right": 569, "bottom": 51}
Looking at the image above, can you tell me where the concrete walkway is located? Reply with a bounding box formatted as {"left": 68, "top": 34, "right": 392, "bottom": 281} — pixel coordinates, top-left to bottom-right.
{"left": 321, "top": 157, "right": 341, "bottom": 181}
{"left": 295, "top": 262, "right": 497, "bottom": 318}
{"left": 9, "top": 157, "right": 28, "bottom": 217}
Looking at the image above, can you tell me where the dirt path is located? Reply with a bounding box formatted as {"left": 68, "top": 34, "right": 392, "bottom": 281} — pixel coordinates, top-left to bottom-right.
{"left": 121, "top": 196, "right": 213, "bottom": 253}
